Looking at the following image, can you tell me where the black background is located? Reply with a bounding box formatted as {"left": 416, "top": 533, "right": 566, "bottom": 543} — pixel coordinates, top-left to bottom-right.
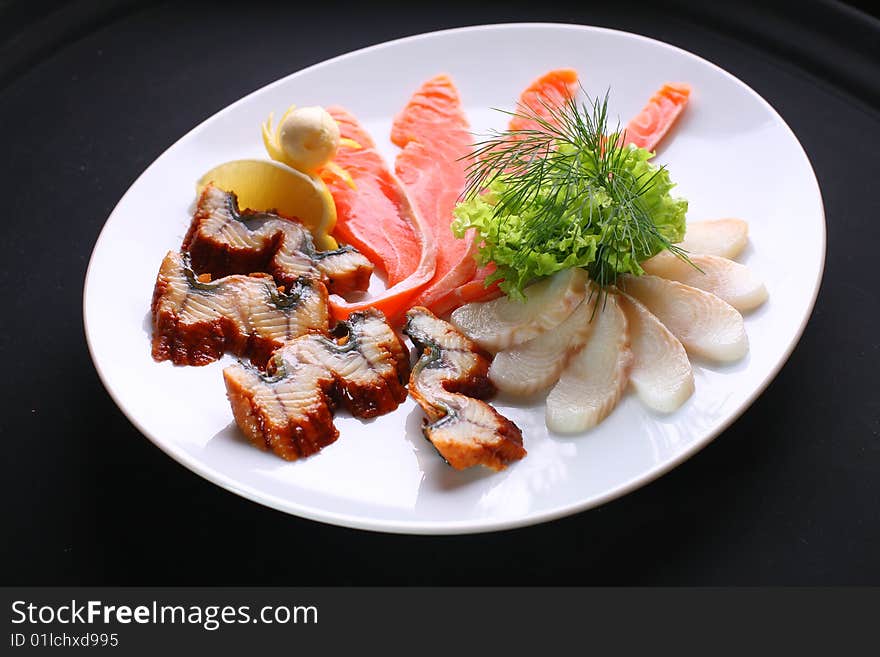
{"left": 1, "top": 0, "right": 877, "bottom": 585}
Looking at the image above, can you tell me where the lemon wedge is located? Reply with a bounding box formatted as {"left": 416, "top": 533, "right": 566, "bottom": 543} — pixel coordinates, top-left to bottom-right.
{"left": 196, "top": 159, "right": 338, "bottom": 249}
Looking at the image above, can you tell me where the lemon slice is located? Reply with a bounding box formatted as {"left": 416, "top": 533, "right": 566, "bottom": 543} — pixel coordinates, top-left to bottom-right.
{"left": 196, "top": 159, "right": 338, "bottom": 250}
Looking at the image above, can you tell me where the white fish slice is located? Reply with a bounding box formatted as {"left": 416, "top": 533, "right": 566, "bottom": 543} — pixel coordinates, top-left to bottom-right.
{"left": 678, "top": 218, "right": 749, "bottom": 259}
{"left": 618, "top": 291, "right": 694, "bottom": 413}
{"left": 450, "top": 268, "right": 588, "bottom": 351}
{"left": 545, "top": 293, "right": 632, "bottom": 433}
{"left": 621, "top": 274, "right": 748, "bottom": 363}
{"left": 641, "top": 251, "right": 768, "bottom": 312}
{"left": 489, "top": 292, "right": 597, "bottom": 396}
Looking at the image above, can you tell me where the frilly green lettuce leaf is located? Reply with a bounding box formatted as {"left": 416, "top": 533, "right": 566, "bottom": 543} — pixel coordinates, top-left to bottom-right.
{"left": 452, "top": 145, "right": 687, "bottom": 299}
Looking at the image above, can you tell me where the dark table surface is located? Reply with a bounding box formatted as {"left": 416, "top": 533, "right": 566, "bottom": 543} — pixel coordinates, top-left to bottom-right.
{"left": 1, "top": 0, "right": 877, "bottom": 585}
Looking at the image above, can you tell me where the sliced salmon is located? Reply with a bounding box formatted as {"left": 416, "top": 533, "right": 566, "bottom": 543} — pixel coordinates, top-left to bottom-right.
{"left": 436, "top": 70, "right": 580, "bottom": 315}
{"left": 430, "top": 264, "right": 502, "bottom": 317}
{"left": 392, "top": 75, "right": 477, "bottom": 311}
{"left": 508, "top": 68, "right": 579, "bottom": 133}
{"left": 322, "top": 106, "right": 436, "bottom": 323}
{"left": 324, "top": 108, "right": 418, "bottom": 286}
{"left": 623, "top": 82, "right": 691, "bottom": 153}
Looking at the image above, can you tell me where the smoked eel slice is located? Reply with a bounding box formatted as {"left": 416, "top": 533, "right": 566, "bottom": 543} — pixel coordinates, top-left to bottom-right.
{"left": 183, "top": 184, "right": 373, "bottom": 295}
{"left": 403, "top": 307, "right": 526, "bottom": 471}
{"left": 223, "top": 309, "right": 410, "bottom": 461}
{"left": 151, "top": 250, "right": 329, "bottom": 367}
{"left": 322, "top": 106, "right": 436, "bottom": 323}
{"left": 392, "top": 75, "right": 477, "bottom": 312}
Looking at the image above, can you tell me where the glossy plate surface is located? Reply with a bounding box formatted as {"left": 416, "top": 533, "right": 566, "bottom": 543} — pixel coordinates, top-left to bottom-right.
{"left": 83, "top": 24, "right": 825, "bottom": 534}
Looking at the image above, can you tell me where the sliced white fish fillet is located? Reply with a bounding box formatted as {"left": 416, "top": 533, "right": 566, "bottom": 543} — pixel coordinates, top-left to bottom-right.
{"left": 490, "top": 293, "right": 597, "bottom": 396}
{"left": 678, "top": 219, "right": 749, "bottom": 259}
{"left": 641, "top": 251, "right": 768, "bottom": 312}
{"left": 618, "top": 291, "right": 694, "bottom": 413}
{"left": 546, "top": 294, "right": 632, "bottom": 433}
{"left": 621, "top": 274, "right": 748, "bottom": 363}
{"left": 450, "top": 267, "right": 588, "bottom": 351}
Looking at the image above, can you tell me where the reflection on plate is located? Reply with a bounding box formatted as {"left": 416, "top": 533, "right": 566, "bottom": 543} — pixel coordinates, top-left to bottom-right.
{"left": 83, "top": 23, "right": 825, "bottom": 534}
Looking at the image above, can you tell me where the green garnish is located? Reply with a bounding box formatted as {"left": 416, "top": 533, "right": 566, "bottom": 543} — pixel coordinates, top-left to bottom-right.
{"left": 452, "top": 90, "right": 689, "bottom": 299}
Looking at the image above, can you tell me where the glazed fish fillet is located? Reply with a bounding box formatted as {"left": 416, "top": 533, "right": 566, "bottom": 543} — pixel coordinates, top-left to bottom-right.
{"left": 151, "top": 250, "right": 328, "bottom": 367}
{"left": 489, "top": 292, "right": 597, "bottom": 396}
{"left": 678, "top": 219, "right": 749, "bottom": 259}
{"left": 546, "top": 294, "right": 633, "bottom": 433}
{"left": 223, "top": 309, "right": 409, "bottom": 461}
{"left": 641, "top": 251, "right": 768, "bottom": 312}
{"left": 621, "top": 274, "right": 748, "bottom": 363}
{"left": 404, "top": 307, "right": 526, "bottom": 471}
{"left": 184, "top": 184, "right": 373, "bottom": 295}
{"left": 618, "top": 291, "right": 694, "bottom": 413}
{"left": 450, "top": 268, "right": 588, "bottom": 351}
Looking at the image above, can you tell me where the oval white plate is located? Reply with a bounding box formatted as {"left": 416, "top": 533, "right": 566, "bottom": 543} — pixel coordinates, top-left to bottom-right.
{"left": 84, "top": 23, "right": 825, "bottom": 534}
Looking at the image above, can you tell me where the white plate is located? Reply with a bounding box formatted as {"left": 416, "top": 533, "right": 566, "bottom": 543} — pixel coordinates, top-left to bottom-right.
{"left": 83, "top": 23, "right": 825, "bottom": 534}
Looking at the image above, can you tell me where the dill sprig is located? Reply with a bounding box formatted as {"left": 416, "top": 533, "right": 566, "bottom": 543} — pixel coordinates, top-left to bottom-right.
{"left": 459, "top": 89, "right": 690, "bottom": 293}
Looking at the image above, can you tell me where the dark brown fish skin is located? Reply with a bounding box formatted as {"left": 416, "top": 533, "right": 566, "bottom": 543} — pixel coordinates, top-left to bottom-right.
{"left": 151, "top": 250, "right": 329, "bottom": 367}
{"left": 151, "top": 311, "right": 230, "bottom": 366}
{"left": 403, "top": 307, "right": 526, "bottom": 471}
{"left": 223, "top": 309, "right": 409, "bottom": 461}
{"left": 183, "top": 184, "right": 373, "bottom": 295}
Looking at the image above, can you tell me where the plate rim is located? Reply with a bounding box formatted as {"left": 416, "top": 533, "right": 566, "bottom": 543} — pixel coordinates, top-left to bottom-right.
{"left": 83, "top": 21, "right": 827, "bottom": 535}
